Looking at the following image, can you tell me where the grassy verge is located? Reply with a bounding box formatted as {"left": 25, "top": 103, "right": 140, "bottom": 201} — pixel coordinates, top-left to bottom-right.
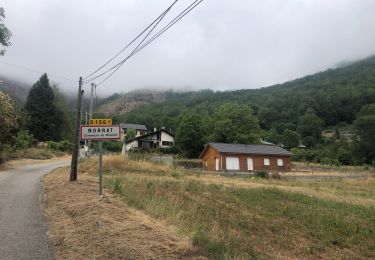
{"left": 10, "top": 148, "right": 65, "bottom": 160}
{"left": 80, "top": 156, "right": 375, "bottom": 259}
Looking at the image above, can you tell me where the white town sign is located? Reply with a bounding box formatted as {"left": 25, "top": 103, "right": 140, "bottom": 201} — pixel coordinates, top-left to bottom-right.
{"left": 80, "top": 125, "right": 121, "bottom": 140}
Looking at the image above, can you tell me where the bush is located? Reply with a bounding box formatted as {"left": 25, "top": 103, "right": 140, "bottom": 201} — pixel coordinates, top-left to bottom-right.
{"left": 47, "top": 140, "right": 72, "bottom": 152}
{"left": 92, "top": 141, "right": 122, "bottom": 153}
{"left": 14, "top": 130, "right": 34, "bottom": 149}
{"left": 157, "top": 146, "right": 180, "bottom": 154}
{"left": 174, "top": 159, "right": 202, "bottom": 169}
{"left": 254, "top": 171, "right": 269, "bottom": 178}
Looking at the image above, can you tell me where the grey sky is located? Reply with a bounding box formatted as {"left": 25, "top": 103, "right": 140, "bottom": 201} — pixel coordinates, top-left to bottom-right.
{"left": 1, "top": 0, "right": 375, "bottom": 96}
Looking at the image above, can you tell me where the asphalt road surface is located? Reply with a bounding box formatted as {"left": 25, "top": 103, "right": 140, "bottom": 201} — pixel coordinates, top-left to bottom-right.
{"left": 0, "top": 160, "right": 70, "bottom": 260}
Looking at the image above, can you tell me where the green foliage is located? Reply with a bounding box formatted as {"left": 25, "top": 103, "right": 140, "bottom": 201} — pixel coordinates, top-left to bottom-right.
{"left": 157, "top": 146, "right": 180, "bottom": 154}
{"left": 0, "top": 91, "right": 25, "bottom": 163}
{"left": 297, "top": 110, "right": 323, "bottom": 142}
{"left": 282, "top": 129, "right": 299, "bottom": 148}
{"left": 52, "top": 84, "right": 73, "bottom": 141}
{"left": 0, "top": 7, "right": 12, "bottom": 55}
{"left": 210, "top": 103, "right": 261, "bottom": 144}
{"left": 14, "top": 130, "right": 33, "bottom": 149}
{"left": 107, "top": 56, "right": 375, "bottom": 163}
{"left": 353, "top": 103, "right": 375, "bottom": 163}
{"left": 24, "top": 74, "right": 59, "bottom": 141}
{"left": 124, "top": 128, "right": 136, "bottom": 142}
{"left": 254, "top": 171, "right": 269, "bottom": 178}
{"left": 47, "top": 140, "right": 72, "bottom": 152}
{"left": 262, "top": 128, "right": 282, "bottom": 144}
{"left": 92, "top": 141, "right": 122, "bottom": 153}
{"left": 175, "top": 113, "right": 207, "bottom": 158}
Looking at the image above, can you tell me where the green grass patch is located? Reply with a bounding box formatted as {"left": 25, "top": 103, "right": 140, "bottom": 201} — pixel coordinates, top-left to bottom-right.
{"left": 105, "top": 174, "right": 375, "bottom": 259}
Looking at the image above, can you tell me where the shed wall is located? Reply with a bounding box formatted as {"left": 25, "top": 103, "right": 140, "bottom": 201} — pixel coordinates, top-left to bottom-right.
{"left": 201, "top": 146, "right": 292, "bottom": 172}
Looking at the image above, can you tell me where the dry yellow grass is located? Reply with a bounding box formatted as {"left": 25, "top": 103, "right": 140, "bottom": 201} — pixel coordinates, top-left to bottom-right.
{"left": 43, "top": 167, "right": 206, "bottom": 260}
{"left": 80, "top": 155, "right": 375, "bottom": 207}
{"left": 44, "top": 155, "right": 375, "bottom": 259}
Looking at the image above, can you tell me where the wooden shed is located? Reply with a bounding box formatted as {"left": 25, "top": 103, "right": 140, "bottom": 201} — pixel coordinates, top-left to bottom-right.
{"left": 199, "top": 143, "right": 293, "bottom": 172}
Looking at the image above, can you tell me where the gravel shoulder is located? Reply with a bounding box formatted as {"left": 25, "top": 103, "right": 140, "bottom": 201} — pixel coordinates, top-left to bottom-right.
{"left": 43, "top": 168, "right": 206, "bottom": 260}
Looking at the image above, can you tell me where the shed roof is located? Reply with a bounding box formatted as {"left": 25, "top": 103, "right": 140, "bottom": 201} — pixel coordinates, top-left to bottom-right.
{"left": 200, "top": 142, "right": 293, "bottom": 158}
{"left": 120, "top": 123, "right": 148, "bottom": 131}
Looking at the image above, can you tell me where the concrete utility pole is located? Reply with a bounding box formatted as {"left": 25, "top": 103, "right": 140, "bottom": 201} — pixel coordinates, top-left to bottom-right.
{"left": 70, "top": 77, "right": 83, "bottom": 181}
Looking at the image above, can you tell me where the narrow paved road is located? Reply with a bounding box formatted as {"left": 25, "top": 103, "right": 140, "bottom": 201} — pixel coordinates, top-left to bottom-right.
{"left": 0, "top": 160, "right": 70, "bottom": 260}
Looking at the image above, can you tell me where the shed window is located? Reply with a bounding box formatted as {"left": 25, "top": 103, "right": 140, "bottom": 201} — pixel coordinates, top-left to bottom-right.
{"left": 264, "top": 158, "right": 270, "bottom": 166}
{"left": 277, "top": 159, "right": 284, "bottom": 166}
{"left": 226, "top": 157, "right": 240, "bottom": 170}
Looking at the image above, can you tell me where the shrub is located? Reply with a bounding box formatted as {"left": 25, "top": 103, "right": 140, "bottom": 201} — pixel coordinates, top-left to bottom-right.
{"left": 157, "top": 146, "right": 180, "bottom": 154}
{"left": 14, "top": 130, "right": 34, "bottom": 149}
{"left": 174, "top": 159, "right": 202, "bottom": 169}
{"left": 47, "top": 140, "right": 72, "bottom": 152}
{"left": 254, "top": 171, "right": 269, "bottom": 178}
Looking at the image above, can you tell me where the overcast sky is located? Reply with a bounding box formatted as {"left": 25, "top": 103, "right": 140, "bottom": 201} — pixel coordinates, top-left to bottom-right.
{"left": 1, "top": 0, "right": 375, "bottom": 96}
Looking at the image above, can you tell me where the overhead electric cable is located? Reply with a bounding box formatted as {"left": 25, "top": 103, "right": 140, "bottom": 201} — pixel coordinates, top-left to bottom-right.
{"left": 83, "top": 0, "right": 178, "bottom": 80}
{"left": 93, "top": 0, "right": 204, "bottom": 86}
{"left": 0, "top": 60, "right": 77, "bottom": 82}
{"left": 84, "top": 5, "right": 171, "bottom": 84}
{"left": 130, "top": 0, "right": 203, "bottom": 59}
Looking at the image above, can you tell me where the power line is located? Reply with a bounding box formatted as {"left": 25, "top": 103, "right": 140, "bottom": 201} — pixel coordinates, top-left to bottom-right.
{"left": 83, "top": 0, "right": 178, "bottom": 81}
{"left": 0, "top": 60, "right": 77, "bottom": 82}
{"left": 89, "top": 0, "right": 204, "bottom": 87}
{"left": 130, "top": 0, "right": 203, "bottom": 60}
{"left": 83, "top": 1, "right": 173, "bottom": 84}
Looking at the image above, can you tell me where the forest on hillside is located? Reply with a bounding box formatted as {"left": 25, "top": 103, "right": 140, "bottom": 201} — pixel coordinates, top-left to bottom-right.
{"left": 111, "top": 56, "right": 375, "bottom": 164}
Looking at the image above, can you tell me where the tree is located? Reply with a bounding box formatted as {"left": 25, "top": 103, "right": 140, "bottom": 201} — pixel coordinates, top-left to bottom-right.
{"left": 0, "top": 7, "right": 12, "bottom": 55}
{"left": 211, "top": 103, "right": 261, "bottom": 144}
{"left": 297, "top": 109, "right": 323, "bottom": 143}
{"left": 24, "top": 74, "right": 59, "bottom": 141}
{"left": 175, "top": 113, "right": 207, "bottom": 158}
{"left": 52, "top": 83, "right": 73, "bottom": 141}
{"left": 353, "top": 104, "right": 375, "bottom": 163}
{"left": 282, "top": 129, "right": 299, "bottom": 148}
{"left": 0, "top": 91, "right": 25, "bottom": 163}
{"left": 257, "top": 107, "right": 280, "bottom": 130}
{"left": 124, "top": 128, "right": 136, "bottom": 142}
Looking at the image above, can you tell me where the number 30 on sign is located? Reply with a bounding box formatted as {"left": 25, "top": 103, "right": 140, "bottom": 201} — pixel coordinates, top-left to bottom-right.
{"left": 89, "top": 119, "right": 112, "bottom": 126}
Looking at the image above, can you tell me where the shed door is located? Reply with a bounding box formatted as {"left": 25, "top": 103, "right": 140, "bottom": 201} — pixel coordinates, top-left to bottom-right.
{"left": 247, "top": 158, "right": 253, "bottom": 171}
{"left": 215, "top": 158, "right": 219, "bottom": 171}
{"left": 226, "top": 157, "right": 240, "bottom": 170}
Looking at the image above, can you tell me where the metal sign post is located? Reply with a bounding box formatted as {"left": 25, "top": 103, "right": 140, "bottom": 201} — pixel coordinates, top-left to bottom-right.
{"left": 98, "top": 141, "right": 103, "bottom": 195}
{"left": 80, "top": 121, "right": 120, "bottom": 196}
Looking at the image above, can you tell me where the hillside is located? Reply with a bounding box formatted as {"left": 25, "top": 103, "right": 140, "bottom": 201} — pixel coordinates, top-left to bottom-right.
{"left": 98, "top": 90, "right": 167, "bottom": 116}
{"left": 107, "top": 56, "right": 375, "bottom": 132}
{"left": 0, "top": 74, "right": 31, "bottom": 103}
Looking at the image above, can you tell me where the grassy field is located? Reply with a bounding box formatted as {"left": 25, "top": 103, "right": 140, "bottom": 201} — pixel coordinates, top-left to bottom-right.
{"left": 79, "top": 156, "right": 375, "bottom": 259}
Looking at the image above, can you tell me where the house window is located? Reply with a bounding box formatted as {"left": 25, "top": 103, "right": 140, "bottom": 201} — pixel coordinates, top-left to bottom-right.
{"left": 162, "top": 141, "right": 173, "bottom": 146}
{"left": 226, "top": 157, "right": 240, "bottom": 170}
{"left": 264, "top": 158, "right": 270, "bottom": 166}
{"left": 277, "top": 159, "right": 284, "bottom": 166}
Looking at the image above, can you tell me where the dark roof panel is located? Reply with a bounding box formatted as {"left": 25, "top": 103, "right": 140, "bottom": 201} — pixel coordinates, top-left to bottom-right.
{"left": 209, "top": 142, "right": 293, "bottom": 156}
{"left": 120, "top": 123, "right": 148, "bottom": 131}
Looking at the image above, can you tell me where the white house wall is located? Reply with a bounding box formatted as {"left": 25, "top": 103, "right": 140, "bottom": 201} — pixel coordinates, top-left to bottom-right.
{"left": 125, "top": 140, "right": 138, "bottom": 151}
{"left": 161, "top": 132, "right": 174, "bottom": 147}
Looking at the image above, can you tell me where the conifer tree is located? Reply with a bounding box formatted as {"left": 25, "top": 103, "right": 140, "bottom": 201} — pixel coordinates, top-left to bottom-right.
{"left": 25, "top": 74, "right": 58, "bottom": 141}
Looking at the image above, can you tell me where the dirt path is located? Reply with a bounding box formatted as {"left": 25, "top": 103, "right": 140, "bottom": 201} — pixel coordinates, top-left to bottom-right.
{"left": 43, "top": 168, "right": 206, "bottom": 260}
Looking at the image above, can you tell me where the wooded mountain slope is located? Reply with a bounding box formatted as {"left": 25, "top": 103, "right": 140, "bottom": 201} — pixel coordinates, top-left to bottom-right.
{"left": 110, "top": 56, "right": 375, "bottom": 132}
